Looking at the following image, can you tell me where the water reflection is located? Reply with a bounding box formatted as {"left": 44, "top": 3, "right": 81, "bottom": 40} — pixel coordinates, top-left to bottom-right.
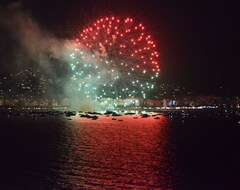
{"left": 2, "top": 113, "right": 240, "bottom": 189}
{"left": 61, "top": 115, "right": 178, "bottom": 189}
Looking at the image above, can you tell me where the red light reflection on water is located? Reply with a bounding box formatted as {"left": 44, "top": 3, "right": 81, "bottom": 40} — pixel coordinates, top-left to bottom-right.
{"left": 63, "top": 115, "right": 177, "bottom": 189}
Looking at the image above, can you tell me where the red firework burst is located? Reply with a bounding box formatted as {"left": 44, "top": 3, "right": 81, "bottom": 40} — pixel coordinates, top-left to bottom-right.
{"left": 78, "top": 16, "right": 160, "bottom": 74}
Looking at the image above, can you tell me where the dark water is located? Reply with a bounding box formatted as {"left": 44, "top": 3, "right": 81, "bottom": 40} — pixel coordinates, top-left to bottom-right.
{"left": 0, "top": 114, "right": 240, "bottom": 189}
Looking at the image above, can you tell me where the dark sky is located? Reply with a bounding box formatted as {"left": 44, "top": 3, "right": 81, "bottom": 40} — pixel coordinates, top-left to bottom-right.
{"left": 0, "top": 0, "right": 240, "bottom": 95}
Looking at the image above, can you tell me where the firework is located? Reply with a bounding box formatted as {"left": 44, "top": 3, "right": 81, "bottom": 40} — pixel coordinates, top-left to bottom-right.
{"left": 70, "top": 16, "right": 160, "bottom": 99}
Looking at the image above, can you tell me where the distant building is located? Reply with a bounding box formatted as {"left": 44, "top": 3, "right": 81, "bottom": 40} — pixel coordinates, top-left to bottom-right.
{"left": 124, "top": 98, "right": 141, "bottom": 107}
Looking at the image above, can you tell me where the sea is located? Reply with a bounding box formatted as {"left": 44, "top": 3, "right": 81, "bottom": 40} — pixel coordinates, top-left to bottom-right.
{"left": 0, "top": 111, "right": 240, "bottom": 189}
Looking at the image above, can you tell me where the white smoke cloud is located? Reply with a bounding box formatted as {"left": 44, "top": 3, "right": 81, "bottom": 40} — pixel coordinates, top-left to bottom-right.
{"left": 0, "top": 2, "right": 111, "bottom": 111}
{"left": 0, "top": 2, "right": 72, "bottom": 61}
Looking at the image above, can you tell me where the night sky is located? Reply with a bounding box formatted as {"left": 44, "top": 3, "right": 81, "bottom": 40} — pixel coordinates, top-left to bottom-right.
{"left": 0, "top": 0, "right": 239, "bottom": 95}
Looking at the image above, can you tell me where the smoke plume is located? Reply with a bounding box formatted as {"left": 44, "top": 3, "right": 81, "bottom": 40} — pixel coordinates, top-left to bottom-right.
{"left": 0, "top": 2, "right": 92, "bottom": 110}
